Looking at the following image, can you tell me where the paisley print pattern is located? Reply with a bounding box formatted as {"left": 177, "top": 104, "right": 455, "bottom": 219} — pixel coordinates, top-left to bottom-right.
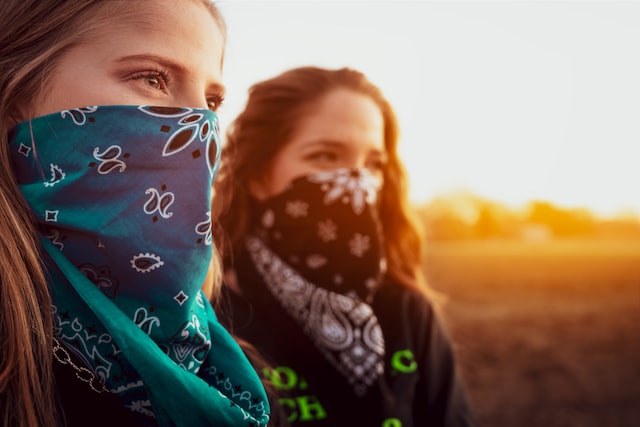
{"left": 93, "top": 145, "right": 127, "bottom": 174}
{"left": 77, "top": 263, "right": 119, "bottom": 298}
{"left": 247, "top": 168, "right": 387, "bottom": 396}
{"left": 138, "top": 106, "right": 221, "bottom": 177}
{"left": 143, "top": 187, "right": 175, "bottom": 219}
{"left": 9, "top": 105, "right": 269, "bottom": 426}
{"left": 247, "top": 236, "right": 384, "bottom": 396}
{"left": 61, "top": 106, "right": 98, "bottom": 125}
{"left": 130, "top": 252, "right": 165, "bottom": 273}
{"left": 194, "top": 211, "right": 213, "bottom": 245}
{"left": 308, "top": 168, "right": 380, "bottom": 214}
{"left": 44, "top": 164, "right": 65, "bottom": 187}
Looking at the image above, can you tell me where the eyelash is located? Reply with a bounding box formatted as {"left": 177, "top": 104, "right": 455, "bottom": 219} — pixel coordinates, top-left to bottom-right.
{"left": 207, "top": 94, "right": 225, "bottom": 111}
{"left": 309, "top": 150, "right": 336, "bottom": 159}
{"left": 132, "top": 67, "right": 171, "bottom": 87}
{"left": 130, "top": 68, "right": 224, "bottom": 111}
{"left": 368, "top": 158, "right": 386, "bottom": 171}
{"left": 306, "top": 151, "right": 387, "bottom": 173}
{"left": 128, "top": 69, "right": 172, "bottom": 100}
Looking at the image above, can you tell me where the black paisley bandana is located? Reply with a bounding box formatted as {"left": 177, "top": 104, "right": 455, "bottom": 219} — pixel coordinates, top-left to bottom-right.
{"left": 246, "top": 168, "right": 387, "bottom": 396}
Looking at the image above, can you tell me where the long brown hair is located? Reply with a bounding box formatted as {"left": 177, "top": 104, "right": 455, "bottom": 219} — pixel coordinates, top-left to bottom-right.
{"left": 215, "top": 66, "right": 428, "bottom": 293}
{"left": 0, "top": 1, "right": 225, "bottom": 425}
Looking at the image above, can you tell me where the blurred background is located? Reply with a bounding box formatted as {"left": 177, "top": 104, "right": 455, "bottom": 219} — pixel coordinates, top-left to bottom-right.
{"left": 217, "top": 1, "right": 640, "bottom": 426}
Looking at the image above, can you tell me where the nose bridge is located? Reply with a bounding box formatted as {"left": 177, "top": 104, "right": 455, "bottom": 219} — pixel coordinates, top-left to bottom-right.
{"left": 335, "top": 146, "right": 368, "bottom": 172}
{"left": 355, "top": 154, "right": 369, "bottom": 169}
{"left": 352, "top": 145, "right": 370, "bottom": 169}
{"left": 337, "top": 153, "right": 362, "bottom": 171}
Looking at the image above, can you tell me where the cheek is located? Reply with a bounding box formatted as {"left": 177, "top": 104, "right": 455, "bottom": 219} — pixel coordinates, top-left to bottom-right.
{"left": 248, "top": 170, "right": 288, "bottom": 200}
{"left": 369, "top": 168, "right": 385, "bottom": 184}
{"left": 33, "top": 69, "right": 105, "bottom": 117}
{"left": 251, "top": 162, "right": 301, "bottom": 200}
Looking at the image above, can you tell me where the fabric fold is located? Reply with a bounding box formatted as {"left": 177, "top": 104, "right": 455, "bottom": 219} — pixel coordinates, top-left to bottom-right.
{"left": 10, "top": 105, "right": 269, "bottom": 425}
{"left": 245, "top": 168, "right": 387, "bottom": 396}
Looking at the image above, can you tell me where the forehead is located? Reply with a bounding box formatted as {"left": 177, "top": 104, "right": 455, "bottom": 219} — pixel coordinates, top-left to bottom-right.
{"left": 83, "top": 0, "right": 225, "bottom": 71}
{"left": 292, "top": 89, "right": 385, "bottom": 147}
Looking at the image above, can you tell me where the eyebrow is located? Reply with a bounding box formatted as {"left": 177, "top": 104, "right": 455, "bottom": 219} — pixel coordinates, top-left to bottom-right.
{"left": 298, "top": 139, "right": 347, "bottom": 151}
{"left": 115, "top": 54, "right": 226, "bottom": 96}
{"left": 301, "top": 139, "right": 387, "bottom": 158}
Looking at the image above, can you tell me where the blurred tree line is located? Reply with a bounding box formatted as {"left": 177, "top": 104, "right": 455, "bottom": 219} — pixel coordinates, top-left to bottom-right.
{"left": 415, "top": 192, "right": 640, "bottom": 241}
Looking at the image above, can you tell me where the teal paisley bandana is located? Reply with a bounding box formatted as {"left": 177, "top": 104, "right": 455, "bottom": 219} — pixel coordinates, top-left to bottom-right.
{"left": 9, "top": 105, "right": 270, "bottom": 426}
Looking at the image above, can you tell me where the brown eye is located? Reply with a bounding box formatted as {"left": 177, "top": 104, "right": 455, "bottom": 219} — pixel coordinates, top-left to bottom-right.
{"left": 130, "top": 69, "right": 170, "bottom": 92}
{"left": 367, "top": 159, "right": 385, "bottom": 173}
{"left": 308, "top": 151, "right": 338, "bottom": 163}
{"left": 206, "top": 94, "right": 225, "bottom": 111}
{"left": 146, "top": 75, "right": 162, "bottom": 89}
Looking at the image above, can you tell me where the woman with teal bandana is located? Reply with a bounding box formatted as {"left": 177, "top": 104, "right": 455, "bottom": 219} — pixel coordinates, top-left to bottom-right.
{"left": 0, "top": 1, "right": 270, "bottom": 426}
{"left": 215, "top": 66, "right": 476, "bottom": 426}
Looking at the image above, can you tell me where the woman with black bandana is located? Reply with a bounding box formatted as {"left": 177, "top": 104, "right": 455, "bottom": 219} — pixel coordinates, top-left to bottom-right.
{"left": 215, "top": 66, "right": 476, "bottom": 427}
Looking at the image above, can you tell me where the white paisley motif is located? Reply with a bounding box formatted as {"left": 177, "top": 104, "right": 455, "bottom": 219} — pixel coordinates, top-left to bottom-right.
{"left": 143, "top": 188, "right": 174, "bottom": 219}
{"left": 132, "top": 307, "right": 161, "bottom": 335}
{"left": 308, "top": 168, "right": 381, "bottom": 215}
{"left": 45, "top": 228, "right": 64, "bottom": 250}
{"left": 93, "top": 145, "right": 127, "bottom": 174}
{"left": 195, "top": 211, "right": 212, "bottom": 245}
{"left": 130, "top": 252, "right": 164, "bottom": 273}
{"left": 137, "top": 106, "right": 215, "bottom": 159}
{"left": 43, "top": 164, "right": 65, "bottom": 187}
{"left": 52, "top": 305, "right": 116, "bottom": 383}
{"left": 245, "top": 235, "right": 384, "bottom": 396}
{"left": 60, "top": 106, "right": 98, "bottom": 125}
{"left": 137, "top": 105, "right": 192, "bottom": 118}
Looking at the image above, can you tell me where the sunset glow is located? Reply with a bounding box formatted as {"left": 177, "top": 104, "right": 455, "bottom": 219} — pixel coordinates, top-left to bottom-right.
{"left": 216, "top": 6, "right": 640, "bottom": 425}
{"left": 218, "top": 1, "right": 640, "bottom": 218}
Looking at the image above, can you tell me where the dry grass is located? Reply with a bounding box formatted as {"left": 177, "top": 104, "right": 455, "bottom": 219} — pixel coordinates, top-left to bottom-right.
{"left": 424, "top": 239, "right": 640, "bottom": 427}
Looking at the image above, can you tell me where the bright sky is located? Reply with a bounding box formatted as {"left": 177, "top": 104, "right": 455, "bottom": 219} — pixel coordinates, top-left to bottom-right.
{"left": 216, "top": 0, "right": 640, "bottom": 218}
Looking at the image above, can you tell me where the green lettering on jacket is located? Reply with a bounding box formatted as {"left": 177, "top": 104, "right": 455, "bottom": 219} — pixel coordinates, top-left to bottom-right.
{"left": 263, "top": 366, "right": 302, "bottom": 390}
{"left": 266, "top": 366, "right": 328, "bottom": 422}
{"left": 279, "top": 396, "right": 328, "bottom": 422}
{"left": 391, "top": 349, "right": 417, "bottom": 373}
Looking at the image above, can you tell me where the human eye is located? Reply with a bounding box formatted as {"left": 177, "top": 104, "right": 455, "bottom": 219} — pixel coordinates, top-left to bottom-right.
{"left": 305, "top": 150, "right": 338, "bottom": 166}
{"left": 206, "top": 94, "right": 225, "bottom": 112}
{"left": 366, "top": 154, "right": 388, "bottom": 176}
{"left": 129, "top": 68, "right": 172, "bottom": 92}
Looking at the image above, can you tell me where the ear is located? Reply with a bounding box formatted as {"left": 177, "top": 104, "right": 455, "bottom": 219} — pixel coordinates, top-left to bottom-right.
{"left": 7, "top": 113, "right": 19, "bottom": 128}
{"left": 8, "top": 105, "right": 27, "bottom": 127}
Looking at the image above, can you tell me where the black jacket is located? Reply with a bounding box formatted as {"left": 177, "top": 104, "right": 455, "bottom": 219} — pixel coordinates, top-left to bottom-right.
{"left": 220, "top": 250, "right": 476, "bottom": 427}
{"left": 53, "top": 350, "right": 148, "bottom": 426}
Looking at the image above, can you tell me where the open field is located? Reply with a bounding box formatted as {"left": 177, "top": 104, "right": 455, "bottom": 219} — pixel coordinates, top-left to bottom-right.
{"left": 424, "top": 239, "right": 640, "bottom": 427}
